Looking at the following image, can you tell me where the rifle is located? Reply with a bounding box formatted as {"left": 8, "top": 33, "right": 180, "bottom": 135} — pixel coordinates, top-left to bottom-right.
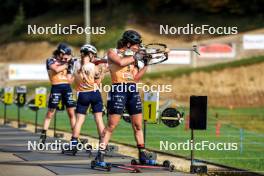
{"left": 138, "top": 44, "right": 200, "bottom": 65}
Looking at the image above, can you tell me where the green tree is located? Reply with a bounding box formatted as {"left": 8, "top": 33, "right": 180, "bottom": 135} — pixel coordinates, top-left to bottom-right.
{"left": 12, "top": 4, "right": 26, "bottom": 36}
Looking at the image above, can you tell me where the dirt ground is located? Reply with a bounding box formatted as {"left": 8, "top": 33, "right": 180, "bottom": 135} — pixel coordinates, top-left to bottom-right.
{"left": 150, "top": 62, "right": 264, "bottom": 107}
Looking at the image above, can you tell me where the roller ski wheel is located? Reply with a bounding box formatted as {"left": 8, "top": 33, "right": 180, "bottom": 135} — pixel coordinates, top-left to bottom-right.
{"left": 163, "top": 160, "right": 175, "bottom": 172}
{"left": 90, "top": 160, "right": 112, "bottom": 171}
{"left": 131, "top": 159, "right": 138, "bottom": 165}
{"left": 91, "top": 160, "right": 96, "bottom": 169}
{"left": 163, "top": 160, "right": 171, "bottom": 168}
{"left": 106, "top": 163, "right": 112, "bottom": 172}
{"left": 169, "top": 164, "right": 175, "bottom": 172}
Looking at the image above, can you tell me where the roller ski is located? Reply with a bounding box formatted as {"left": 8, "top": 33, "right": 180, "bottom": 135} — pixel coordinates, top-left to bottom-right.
{"left": 90, "top": 160, "right": 112, "bottom": 171}
{"left": 130, "top": 159, "right": 175, "bottom": 172}
{"left": 130, "top": 150, "right": 175, "bottom": 172}
{"left": 91, "top": 149, "right": 141, "bottom": 172}
{"left": 111, "top": 163, "right": 141, "bottom": 173}
{"left": 91, "top": 157, "right": 140, "bottom": 172}
{"left": 91, "top": 151, "right": 111, "bottom": 171}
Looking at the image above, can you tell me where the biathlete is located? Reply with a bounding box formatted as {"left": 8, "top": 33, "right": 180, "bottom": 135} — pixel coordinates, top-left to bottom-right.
{"left": 39, "top": 43, "right": 76, "bottom": 144}
{"left": 65, "top": 44, "right": 107, "bottom": 150}
{"left": 93, "top": 30, "right": 154, "bottom": 166}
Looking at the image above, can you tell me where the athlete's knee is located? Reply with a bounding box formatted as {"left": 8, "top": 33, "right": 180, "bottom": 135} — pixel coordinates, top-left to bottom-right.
{"left": 67, "top": 108, "right": 76, "bottom": 118}
{"left": 68, "top": 113, "right": 75, "bottom": 119}
{"left": 46, "top": 109, "right": 56, "bottom": 118}
{"left": 133, "top": 123, "right": 142, "bottom": 131}
{"left": 106, "top": 124, "right": 117, "bottom": 133}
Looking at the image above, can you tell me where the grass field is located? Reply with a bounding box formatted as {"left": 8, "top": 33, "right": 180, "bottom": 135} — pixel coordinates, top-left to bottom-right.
{"left": 143, "top": 55, "right": 264, "bottom": 80}
{"left": 0, "top": 56, "right": 263, "bottom": 172}
{"left": 0, "top": 103, "right": 263, "bottom": 173}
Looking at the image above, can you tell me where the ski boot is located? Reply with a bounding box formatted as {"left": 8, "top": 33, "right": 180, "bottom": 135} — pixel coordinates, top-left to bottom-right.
{"left": 91, "top": 150, "right": 111, "bottom": 171}
{"left": 61, "top": 138, "right": 78, "bottom": 156}
{"left": 137, "top": 150, "right": 157, "bottom": 165}
{"left": 38, "top": 133, "right": 46, "bottom": 144}
{"left": 131, "top": 150, "right": 175, "bottom": 172}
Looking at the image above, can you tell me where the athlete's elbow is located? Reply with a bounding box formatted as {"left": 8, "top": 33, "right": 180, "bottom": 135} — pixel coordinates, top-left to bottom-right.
{"left": 134, "top": 76, "right": 141, "bottom": 82}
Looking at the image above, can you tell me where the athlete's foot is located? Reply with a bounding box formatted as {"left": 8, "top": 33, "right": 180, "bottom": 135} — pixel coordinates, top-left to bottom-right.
{"left": 139, "top": 150, "right": 157, "bottom": 165}
{"left": 39, "top": 133, "right": 47, "bottom": 144}
{"left": 95, "top": 149, "right": 105, "bottom": 162}
{"left": 68, "top": 137, "right": 78, "bottom": 150}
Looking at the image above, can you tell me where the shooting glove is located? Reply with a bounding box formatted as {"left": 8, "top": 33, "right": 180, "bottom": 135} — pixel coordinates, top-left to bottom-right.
{"left": 142, "top": 56, "right": 149, "bottom": 66}
{"left": 133, "top": 52, "right": 144, "bottom": 60}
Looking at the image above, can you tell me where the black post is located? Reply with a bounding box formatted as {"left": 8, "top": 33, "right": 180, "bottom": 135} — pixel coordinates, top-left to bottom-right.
{"left": 53, "top": 111, "right": 57, "bottom": 137}
{"left": 143, "top": 104, "right": 152, "bottom": 146}
{"left": 17, "top": 106, "right": 20, "bottom": 128}
{"left": 190, "top": 129, "right": 194, "bottom": 167}
{"left": 3, "top": 103, "right": 7, "bottom": 124}
{"left": 35, "top": 109, "right": 38, "bottom": 133}
{"left": 143, "top": 120, "right": 147, "bottom": 145}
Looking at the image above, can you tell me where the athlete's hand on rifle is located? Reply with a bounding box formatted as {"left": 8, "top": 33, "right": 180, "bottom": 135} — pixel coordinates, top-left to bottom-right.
{"left": 133, "top": 52, "right": 145, "bottom": 61}
{"left": 142, "top": 57, "right": 150, "bottom": 66}
{"left": 133, "top": 43, "right": 170, "bottom": 65}
{"left": 67, "top": 58, "right": 76, "bottom": 74}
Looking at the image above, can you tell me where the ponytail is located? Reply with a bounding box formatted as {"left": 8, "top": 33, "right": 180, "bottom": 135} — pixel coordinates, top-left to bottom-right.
{"left": 117, "top": 39, "right": 129, "bottom": 49}
{"left": 79, "top": 53, "right": 92, "bottom": 73}
{"left": 52, "top": 49, "right": 60, "bottom": 57}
